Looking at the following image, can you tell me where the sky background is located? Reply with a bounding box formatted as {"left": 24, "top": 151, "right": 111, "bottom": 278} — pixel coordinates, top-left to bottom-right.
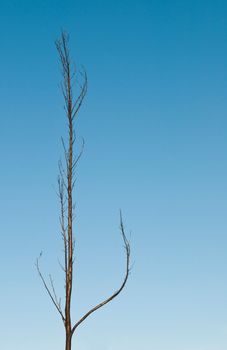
{"left": 0, "top": 0, "right": 227, "bottom": 349}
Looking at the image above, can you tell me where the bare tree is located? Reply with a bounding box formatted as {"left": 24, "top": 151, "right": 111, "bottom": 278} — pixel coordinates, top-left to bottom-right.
{"left": 36, "top": 31, "right": 131, "bottom": 350}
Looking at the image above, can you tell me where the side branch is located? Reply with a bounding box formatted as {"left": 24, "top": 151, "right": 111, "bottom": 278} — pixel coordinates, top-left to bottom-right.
{"left": 72, "top": 69, "right": 88, "bottom": 119}
{"left": 71, "top": 211, "right": 130, "bottom": 334}
{"left": 58, "top": 175, "right": 68, "bottom": 280}
{"left": 36, "top": 257, "right": 65, "bottom": 323}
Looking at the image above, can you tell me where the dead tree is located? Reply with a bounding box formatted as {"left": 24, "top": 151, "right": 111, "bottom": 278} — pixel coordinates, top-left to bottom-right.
{"left": 36, "top": 31, "right": 130, "bottom": 350}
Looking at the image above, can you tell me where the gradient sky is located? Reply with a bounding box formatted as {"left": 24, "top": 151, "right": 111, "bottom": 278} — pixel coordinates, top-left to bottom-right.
{"left": 0, "top": 1, "right": 227, "bottom": 349}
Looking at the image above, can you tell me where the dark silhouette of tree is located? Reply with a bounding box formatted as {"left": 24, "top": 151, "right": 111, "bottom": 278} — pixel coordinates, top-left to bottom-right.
{"left": 36, "top": 31, "right": 131, "bottom": 350}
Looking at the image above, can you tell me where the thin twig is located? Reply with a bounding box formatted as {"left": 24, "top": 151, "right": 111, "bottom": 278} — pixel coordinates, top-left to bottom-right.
{"left": 36, "top": 256, "right": 65, "bottom": 323}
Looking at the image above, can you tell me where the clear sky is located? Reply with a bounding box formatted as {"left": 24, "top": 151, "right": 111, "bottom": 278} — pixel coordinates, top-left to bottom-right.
{"left": 0, "top": 0, "right": 227, "bottom": 349}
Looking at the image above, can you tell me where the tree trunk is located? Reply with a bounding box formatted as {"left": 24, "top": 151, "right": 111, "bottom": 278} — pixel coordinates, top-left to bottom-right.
{"left": 65, "top": 332, "right": 72, "bottom": 350}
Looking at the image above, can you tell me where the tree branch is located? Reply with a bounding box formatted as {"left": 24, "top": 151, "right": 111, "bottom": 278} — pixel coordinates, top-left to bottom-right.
{"left": 36, "top": 256, "right": 65, "bottom": 323}
{"left": 58, "top": 175, "right": 68, "bottom": 281}
{"left": 71, "top": 211, "right": 130, "bottom": 334}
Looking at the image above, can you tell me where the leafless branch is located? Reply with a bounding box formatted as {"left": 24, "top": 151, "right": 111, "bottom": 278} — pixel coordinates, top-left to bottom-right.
{"left": 72, "top": 69, "right": 88, "bottom": 119}
{"left": 71, "top": 211, "right": 130, "bottom": 334}
{"left": 49, "top": 274, "right": 62, "bottom": 312}
{"left": 58, "top": 176, "right": 68, "bottom": 282}
{"left": 36, "top": 256, "right": 65, "bottom": 323}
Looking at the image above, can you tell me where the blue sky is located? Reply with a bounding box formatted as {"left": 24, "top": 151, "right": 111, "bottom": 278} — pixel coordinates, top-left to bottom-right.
{"left": 0, "top": 0, "right": 227, "bottom": 349}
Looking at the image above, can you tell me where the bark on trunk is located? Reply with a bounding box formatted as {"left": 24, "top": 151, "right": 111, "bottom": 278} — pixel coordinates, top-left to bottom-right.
{"left": 65, "top": 332, "right": 72, "bottom": 350}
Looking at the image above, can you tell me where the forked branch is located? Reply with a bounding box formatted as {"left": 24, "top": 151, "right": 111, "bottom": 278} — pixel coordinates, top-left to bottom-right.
{"left": 71, "top": 211, "right": 130, "bottom": 334}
